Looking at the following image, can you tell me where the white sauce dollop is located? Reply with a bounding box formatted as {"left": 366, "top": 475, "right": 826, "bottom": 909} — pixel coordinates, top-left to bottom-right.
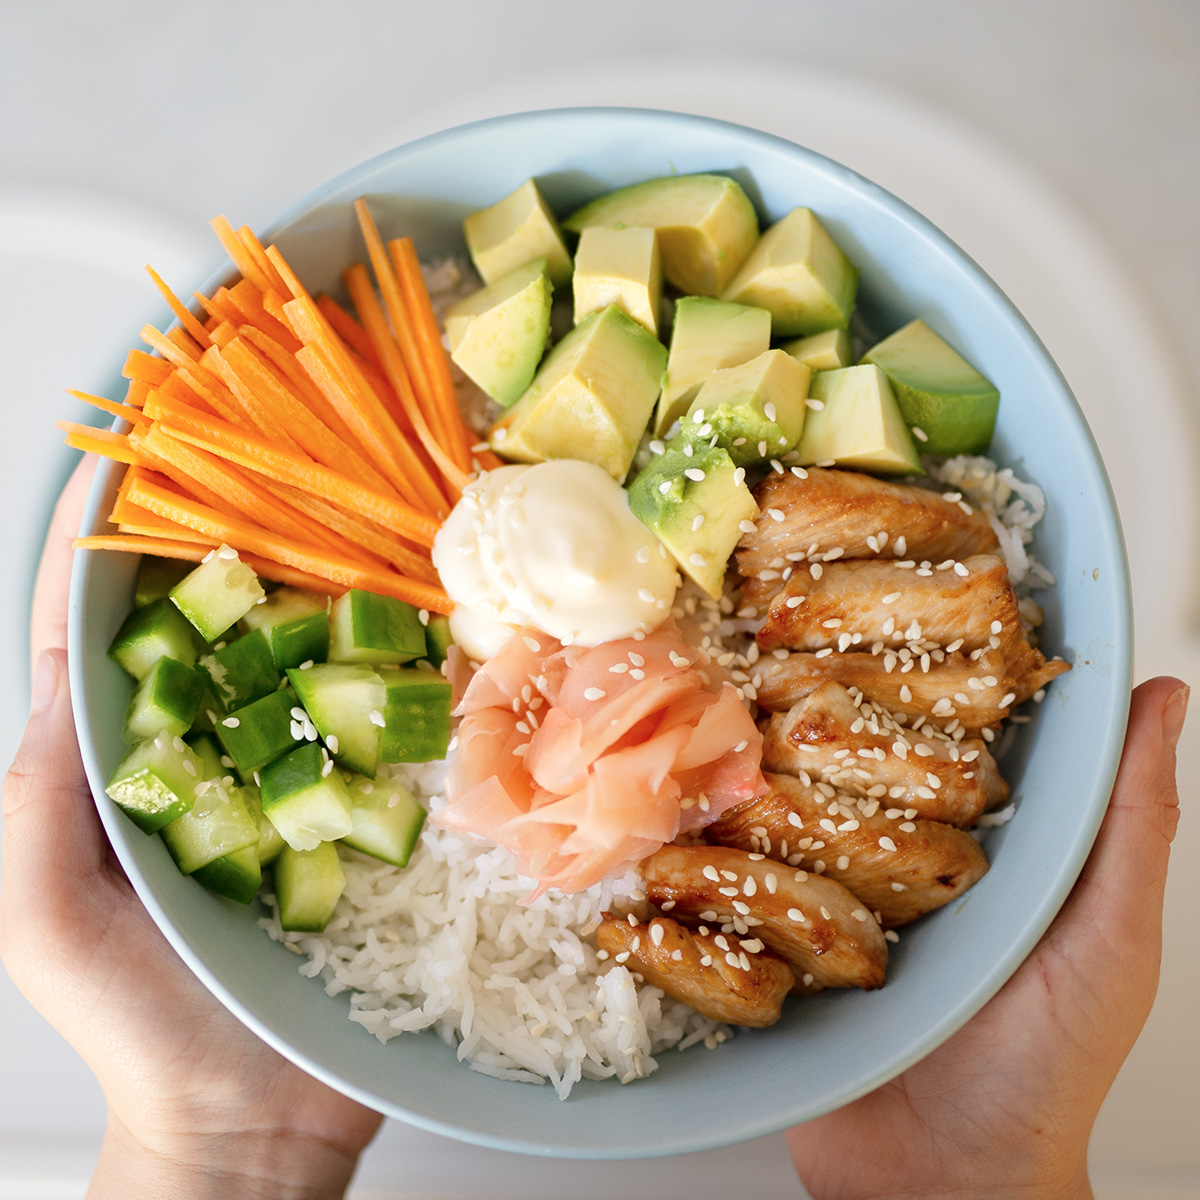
{"left": 433, "top": 460, "right": 678, "bottom": 660}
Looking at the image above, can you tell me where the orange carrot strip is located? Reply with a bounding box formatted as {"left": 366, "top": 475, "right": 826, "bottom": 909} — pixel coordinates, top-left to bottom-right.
{"left": 202, "top": 344, "right": 305, "bottom": 453}
{"left": 261, "top": 288, "right": 294, "bottom": 331}
{"left": 316, "top": 293, "right": 379, "bottom": 365}
{"left": 67, "top": 390, "right": 149, "bottom": 428}
{"left": 229, "top": 278, "right": 301, "bottom": 353}
{"left": 390, "top": 236, "right": 473, "bottom": 472}
{"left": 123, "top": 349, "right": 173, "bottom": 386}
{"left": 236, "top": 226, "right": 288, "bottom": 297}
{"left": 141, "top": 328, "right": 251, "bottom": 427}
{"left": 156, "top": 371, "right": 213, "bottom": 413}
{"left": 124, "top": 379, "right": 152, "bottom": 409}
{"left": 166, "top": 324, "right": 205, "bottom": 362}
{"left": 141, "top": 324, "right": 199, "bottom": 370}
{"left": 210, "top": 215, "right": 272, "bottom": 295}
{"left": 126, "top": 475, "right": 450, "bottom": 611}
{"left": 207, "top": 321, "right": 238, "bottom": 350}
{"left": 145, "top": 265, "right": 212, "bottom": 349}
{"left": 59, "top": 422, "right": 147, "bottom": 466}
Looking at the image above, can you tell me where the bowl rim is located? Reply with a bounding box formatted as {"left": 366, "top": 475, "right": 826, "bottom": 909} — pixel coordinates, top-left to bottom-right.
{"left": 68, "top": 105, "right": 1133, "bottom": 1158}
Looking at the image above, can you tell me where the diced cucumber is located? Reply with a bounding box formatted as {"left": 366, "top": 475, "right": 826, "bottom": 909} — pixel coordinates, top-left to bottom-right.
{"left": 241, "top": 784, "right": 286, "bottom": 866}
{"left": 190, "top": 689, "right": 225, "bottom": 735}
{"left": 134, "top": 556, "right": 193, "bottom": 608}
{"left": 328, "top": 590, "right": 425, "bottom": 666}
{"left": 185, "top": 733, "right": 228, "bottom": 781}
{"left": 423, "top": 615, "right": 454, "bottom": 669}
{"left": 122, "top": 656, "right": 207, "bottom": 743}
{"left": 106, "top": 734, "right": 203, "bottom": 833}
{"left": 287, "top": 663, "right": 385, "bottom": 777}
{"left": 240, "top": 587, "right": 330, "bottom": 670}
{"left": 108, "top": 598, "right": 207, "bottom": 681}
{"left": 341, "top": 774, "right": 426, "bottom": 867}
{"left": 170, "top": 544, "right": 265, "bottom": 641}
{"left": 214, "top": 690, "right": 303, "bottom": 776}
{"left": 273, "top": 841, "right": 346, "bottom": 933}
{"left": 378, "top": 666, "right": 451, "bottom": 763}
{"left": 191, "top": 844, "right": 262, "bottom": 905}
{"left": 200, "top": 628, "right": 282, "bottom": 711}
{"left": 260, "top": 741, "right": 354, "bottom": 851}
{"left": 160, "top": 779, "right": 260, "bottom": 874}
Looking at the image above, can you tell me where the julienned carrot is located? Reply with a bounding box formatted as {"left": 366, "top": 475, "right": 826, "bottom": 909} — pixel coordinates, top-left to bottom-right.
{"left": 59, "top": 423, "right": 147, "bottom": 466}
{"left": 123, "top": 349, "right": 173, "bottom": 387}
{"left": 210, "top": 215, "right": 274, "bottom": 296}
{"left": 124, "top": 379, "right": 152, "bottom": 408}
{"left": 390, "top": 236, "right": 474, "bottom": 472}
{"left": 202, "top": 343, "right": 305, "bottom": 454}
{"left": 228, "top": 278, "right": 301, "bottom": 353}
{"left": 68, "top": 390, "right": 149, "bottom": 428}
{"left": 236, "top": 225, "right": 289, "bottom": 298}
{"left": 126, "top": 474, "right": 450, "bottom": 612}
{"left": 141, "top": 324, "right": 200, "bottom": 371}
{"left": 165, "top": 324, "right": 205, "bottom": 362}
{"left": 145, "top": 265, "right": 211, "bottom": 350}
{"left": 316, "top": 293, "right": 379, "bottom": 366}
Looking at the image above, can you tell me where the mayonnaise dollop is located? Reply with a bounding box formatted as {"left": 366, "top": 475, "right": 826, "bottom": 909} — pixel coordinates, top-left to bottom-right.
{"left": 433, "top": 460, "right": 678, "bottom": 660}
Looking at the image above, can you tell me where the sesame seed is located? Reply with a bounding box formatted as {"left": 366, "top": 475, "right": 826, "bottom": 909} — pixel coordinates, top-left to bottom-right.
{"left": 222, "top": 716, "right": 240, "bottom": 728}
{"left": 368, "top": 709, "right": 386, "bottom": 727}
{"left": 1001, "top": 692, "right": 1017, "bottom": 707}
{"left": 787, "top": 908, "right": 805, "bottom": 923}
{"left": 806, "top": 398, "right": 824, "bottom": 411}
{"left": 684, "top": 468, "right": 706, "bottom": 482}
{"left": 583, "top": 687, "right": 606, "bottom": 701}
{"left": 912, "top": 426, "right": 928, "bottom": 442}
{"left": 878, "top": 836, "right": 897, "bottom": 852}
{"left": 327, "top": 734, "right": 340, "bottom": 754}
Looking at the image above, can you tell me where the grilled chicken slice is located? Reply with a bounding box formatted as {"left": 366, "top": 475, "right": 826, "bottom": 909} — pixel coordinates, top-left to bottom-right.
{"left": 750, "top": 554, "right": 1022, "bottom": 659}
{"left": 642, "top": 844, "right": 887, "bottom": 991}
{"left": 596, "top": 912, "right": 793, "bottom": 1027}
{"left": 760, "top": 681, "right": 1007, "bottom": 825}
{"left": 706, "top": 773, "right": 990, "bottom": 928}
{"left": 736, "top": 466, "right": 999, "bottom": 583}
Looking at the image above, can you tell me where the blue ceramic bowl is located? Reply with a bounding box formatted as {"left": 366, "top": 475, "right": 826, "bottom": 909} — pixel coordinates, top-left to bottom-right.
{"left": 68, "top": 108, "right": 1131, "bottom": 1158}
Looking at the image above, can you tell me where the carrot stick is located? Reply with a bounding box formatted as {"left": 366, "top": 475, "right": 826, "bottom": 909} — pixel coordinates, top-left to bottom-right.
{"left": 126, "top": 474, "right": 450, "bottom": 611}
{"left": 316, "top": 293, "right": 379, "bottom": 365}
{"left": 145, "top": 265, "right": 212, "bottom": 349}
{"left": 59, "top": 422, "right": 148, "bottom": 466}
{"left": 210, "top": 215, "right": 273, "bottom": 295}
{"left": 124, "top": 379, "right": 152, "bottom": 409}
{"left": 202, "top": 344, "right": 305, "bottom": 453}
{"left": 165, "top": 324, "right": 205, "bottom": 361}
{"left": 123, "top": 349, "right": 173, "bottom": 386}
{"left": 236, "top": 225, "right": 288, "bottom": 297}
{"left": 67, "top": 390, "right": 149, "bottom": 428}
{"left": 141, "top": 324, "right": 200, "bottom": 370}
{"left": 229, "top": 278, "right": 301, "bottom": 353}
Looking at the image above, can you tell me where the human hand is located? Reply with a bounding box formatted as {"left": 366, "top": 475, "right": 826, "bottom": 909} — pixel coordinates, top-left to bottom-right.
{"left": 1, "top": 457, "right": 384, "bottom": 1200}
{"left": 786, "top": 674, "right": 1188, "bottom": 1200}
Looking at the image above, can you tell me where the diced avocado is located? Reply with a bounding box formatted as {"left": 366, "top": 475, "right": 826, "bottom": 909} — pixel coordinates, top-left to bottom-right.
{"left": 341, "top": 774, "right": 426, "bottom": 867}
{"left": 794, "top": 364, "right": 921, "bottom": 475}
{"left": 199, "top": 628, "right": 282, "bottom": 712}
{"left": 656, "top": 297, "right": 772, "bottom": 436}
{"left": 273, "top": 841, "right": 346, "bottom": 933}
{"left": 170, "top": 545, "right": 265, "bottom": 641}
{"left": 861, "top": 318, "right": 1000, "bottom": 455}
{"left": 490, "top": 305, "right": 666, "bottom": 481}
{"left": 685, "top": 349, "right": 811, "bottom": 467}
{"left": 122, "top": 655, "right": 207, "bottom": 743}
{"left": 423, "top": 615, "right": 454, "bottom": 669}
{"left": 378, "top": 665, "right": 452, "bottom": 763}
{"left": 214, "top": 689, "right": 304, "bottom": 776}
{"left": 328, "top": 590, "right": 426, "bottom": 666}
{"left": 191, "top": 843, "right": 262, "bottom": 905}
{"left": 783, "top": 328, "right": 854, "bottom": 371}
{"left": 572, "top": 226, "right": 663, "bottom": 336}
{"left": 240, "top": 587, "right": 329, "bottom": 671}
{"left": 261, "top": 742, "right": 354, "bottom": 853}
{"left": 563, "top": 174, "right": 759, "bottom": 297}
{"left": 107, "top": 597, "right": 207, "bottom": 681}
{"left": 160, "top": 778, "right": 260, "bottom": 875}
{"left": 106, "top": 734, "right": 203, "bottom": 833}
{"left": 445, "top": 258, "right": 553, "bottom": 408}
{"left": 722, "top": 207, "right": 858, "bottom": 336}
{"left": 463, "top": 179, "right": 573, "bottom": 288}
{"left": 287, "top": 663, "right": 386, "bottom": 778}
{"left": 627, "top": 441, "right": 758, "bottom": 598}
{"left": 134, "top": 556, "right": 193, "bottom": 608}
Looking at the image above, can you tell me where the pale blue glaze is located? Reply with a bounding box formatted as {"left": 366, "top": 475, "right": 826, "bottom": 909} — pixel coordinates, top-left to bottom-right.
{"left": 68, "top": 108, "right": 1132, "bottom": 1158}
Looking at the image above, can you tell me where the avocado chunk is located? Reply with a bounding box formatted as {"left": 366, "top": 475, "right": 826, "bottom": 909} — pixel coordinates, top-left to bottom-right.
{"left": 656, "top": 297, "right": 772, "bottom": 436}
{"left": 572, "top": 226, "right": 663, "bottom": 335}
{"left": 627, "top": 441, "right": 758, "bottom": 598}
{"left": 463, "top": 179, "right": 573, "bottom": 288}
{"left": 722, "top": 207, "right": 857, "bottom": 337}
{"left": 794, "top": 364, "right": 921, "bottom": 475}
{"left": 490, "top": 305, "right": 667, "bottom": 481}
{"left": 686, "top": 350, "right": 811, "bottom": 467}
{"left": 563, "top": 174, "right": 759, "bottom": 297}
{"left": 444, "top": 259, "right": 553, "bottom": 408}
{"left": 783, "top": 328, "right": 853, "bottom": 371}
{"left": 861, "top": 319, "right": 1000, "bottom": 455}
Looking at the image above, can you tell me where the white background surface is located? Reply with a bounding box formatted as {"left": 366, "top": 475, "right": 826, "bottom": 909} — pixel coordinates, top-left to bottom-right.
{"left": 1, "top": 2, "right": 1197, "bottom": 1196}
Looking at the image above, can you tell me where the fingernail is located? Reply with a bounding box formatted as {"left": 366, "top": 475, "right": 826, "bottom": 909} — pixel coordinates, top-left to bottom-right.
{"left": 1163, "top": 685, "right": 1190, "bottom": 751}
{"left": 31, "top": 651, "right": 59, "bottom": 714}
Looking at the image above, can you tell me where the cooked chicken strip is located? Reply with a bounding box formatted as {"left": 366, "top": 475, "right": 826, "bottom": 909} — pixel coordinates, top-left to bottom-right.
{"left": 750, "top": 554, "right": 1021, "bottom": 659}
{"left": 706, "top": 773, "right": 990, "bottom": 928}
{"left": 736, "top": 466, "right": 999, "bottom": 582}
{"left": 760, "top": 681, "right": 1007, "bottom": 824}
{"left": 642, "top": 844, "right": 887, "bottom": 991}
{"left": 596, "top": 913, "right": 793, "bottom": 1027}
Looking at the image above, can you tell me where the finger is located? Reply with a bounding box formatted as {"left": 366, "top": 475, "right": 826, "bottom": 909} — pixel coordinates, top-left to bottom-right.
{"left": 30, "top": 454, "right": 99, "bottom": 672}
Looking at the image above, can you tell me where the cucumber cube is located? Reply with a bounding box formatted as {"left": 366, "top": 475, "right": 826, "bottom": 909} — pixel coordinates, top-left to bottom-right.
{"left": 191, "top": 844, "right": 262, "bottom": 905}
{"left": 214, "top": 690, "right": 304, "bottom": 776}
{"left": 328, "top": 590, "right": 425, "bottom": 666}
{"left": 190, "top": 689, "right": 225, "bottom": 735}
{"left": 378, "top": 666, "right": 451, "bottom": 763}
{"left": 287, "top": 663, "right": 385, "bottom": 777}
{"left": 240, "top": 587, "right": 330, "bottom": 670}
{"left": 260, "top": 742, "right": 354, "bottom": 851}
{"left": 342, "top": 775, "right": 426, "bottom": 867}
{"left": 273, "top": 842, "right": 346, "bottom": 933}
{"left": 423, "top": 616, "right": 454, "bottom": 669}
{"left": 200, "top": 629, "right": 282, "bottom": 711}
{"left": 160, "top": 779, "right": 260, "bottom": 874}
{"left": 134, "top": 556, "right": 193, "bottom": 608}
{"left": 108, "top": 598, "right": 207, "bottom": 681}
{"left": 241, "top": 784, "right": 286, "bottom": 866}
{"left": 106, "top": 734, "right": 204, "bottom": 833}
{"left": 122, "top": 656, "right": 207, "bottom": 743}
{"left": 170, "top": 544, "right": 265, "bottom": 641}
